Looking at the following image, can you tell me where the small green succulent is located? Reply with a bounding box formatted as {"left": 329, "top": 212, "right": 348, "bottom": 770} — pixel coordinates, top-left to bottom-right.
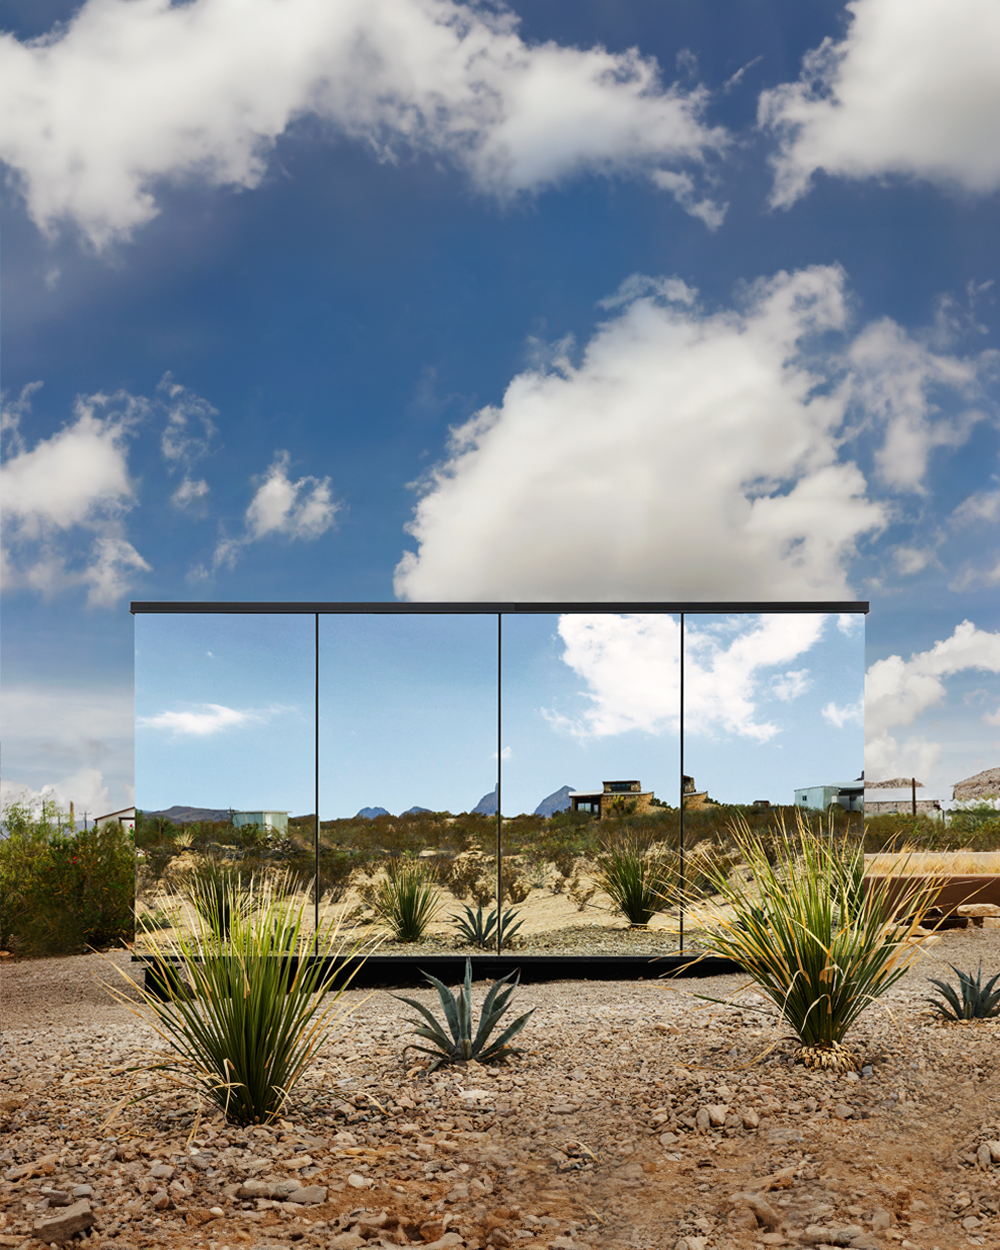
{"left": 395, "top": 958, "right": 534, "bottom": 1070}
{"left": 925, "top": 963, "right": 1000, "bottom": 1021}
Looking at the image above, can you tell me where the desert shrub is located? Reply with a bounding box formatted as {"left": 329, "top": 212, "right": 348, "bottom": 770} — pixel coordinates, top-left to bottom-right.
{"left": 690, "top": 810, "right": 943, "bottom": 1068}
{"left": 441, "top": 852, "right": 492, "bottom": 904}
{"left": 500, "top": 863, "right": 532, "bottom": 905}
{"left": 568, "top": 874, "right": 598, "bottom": 911}
{"left": 100, "top": 871, "right": 369, "bottom": 1127}
{"left": 862, "top": 811, "right": 1000, "bottom": 853}
{"left": 45, "top": 821, "right": 135, "bottom": 950}
{"left": 316, "top": 847, "right": 357, "bottom": 904}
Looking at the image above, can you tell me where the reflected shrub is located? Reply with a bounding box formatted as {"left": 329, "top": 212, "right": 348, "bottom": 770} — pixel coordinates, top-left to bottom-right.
{"left": 182, "top": 859, "right": 251, "bottom": 940}
{"left": 500, "top": 863, "right": 532, "bottom": 905}
{"left": 367, "top": 859, "right": 441, "bottom": 942}
{"left": 594, "top": 831, "right": 678, "bottom": 926}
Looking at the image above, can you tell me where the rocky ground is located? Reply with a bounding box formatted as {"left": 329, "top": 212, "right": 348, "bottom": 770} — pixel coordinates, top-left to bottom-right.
{"left": 4, "top": 927, "right": 1000, "bottom": 1250}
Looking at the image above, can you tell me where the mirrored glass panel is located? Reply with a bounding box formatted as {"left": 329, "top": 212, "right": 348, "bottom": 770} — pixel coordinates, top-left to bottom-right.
{"left": 134, "top": 613, "right": 315, "bottom": 956}
{"left": 500, "top": 612, "right": 683, "bottom": 955}
{"left": 680, "top": 611, "right": 866, "bottom": 946}
{"left": 318, "top": 614, "right": 498, "bottom": 953}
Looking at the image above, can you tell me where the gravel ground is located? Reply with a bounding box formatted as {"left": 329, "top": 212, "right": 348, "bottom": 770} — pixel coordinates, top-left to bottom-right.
{"left": 3, "top": 927, "right": 1000, "bottom": 1250}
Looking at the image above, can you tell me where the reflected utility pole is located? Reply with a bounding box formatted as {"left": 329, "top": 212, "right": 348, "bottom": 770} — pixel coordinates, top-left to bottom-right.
{"left": 314, "top": 612, "right": 320, "bottom": 957}
{"left": 679, "top": 612, "right": 685, "bottom": 954}
{"left": 496, "top": 613, "right": 503, "bottom": 958}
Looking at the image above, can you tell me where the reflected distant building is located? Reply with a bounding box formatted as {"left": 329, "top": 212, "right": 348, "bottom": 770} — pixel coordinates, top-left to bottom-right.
{"left": 794, "top": 778, "right": 864, "bottom": 813}
{"left": 569, "top": 779, "right": 654, "bottom": 820}
{"left": 232, "top": 810, "right": 289, "bottom": 835}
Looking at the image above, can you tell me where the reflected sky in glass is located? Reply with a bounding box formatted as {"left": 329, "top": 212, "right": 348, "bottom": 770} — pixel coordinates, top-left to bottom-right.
{"left": 135, "top": 614, "right": 314, "bottom": 813}
{"left": 134, "top": 608, "right": 864, "bottom": 818}
{"left": 319, "top": 614, "right": 497, "bottom": 818}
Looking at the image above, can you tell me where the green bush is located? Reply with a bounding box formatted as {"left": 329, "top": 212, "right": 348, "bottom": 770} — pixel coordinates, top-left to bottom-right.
{"left": 1, "top": 797, "right": 134, "bottom": 954}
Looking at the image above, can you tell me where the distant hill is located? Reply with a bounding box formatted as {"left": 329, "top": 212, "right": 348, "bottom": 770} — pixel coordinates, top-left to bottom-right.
{"left": 472, "top": 785, "right": 498, "bottom": 816}
{"left": 403, "top": 806, "right": 432, "bottom": 815}
{"left": 534, "top": 785, "right": 574, "bottom": 817}
{"left": 142, "top": 805, "right": 231, "bottom": 824}
{"left": 356, "top": 806, "right": 390, "bottom": 819}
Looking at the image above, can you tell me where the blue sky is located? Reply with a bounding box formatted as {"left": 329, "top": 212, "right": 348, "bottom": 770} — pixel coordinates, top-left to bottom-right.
{"left": 3, "top": 0, "right": 1000, "bottom": 819}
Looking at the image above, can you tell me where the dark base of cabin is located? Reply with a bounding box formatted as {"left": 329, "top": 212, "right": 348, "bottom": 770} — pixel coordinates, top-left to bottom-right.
{"left": 135, "top": 952, "right": 740, "bottom": 999}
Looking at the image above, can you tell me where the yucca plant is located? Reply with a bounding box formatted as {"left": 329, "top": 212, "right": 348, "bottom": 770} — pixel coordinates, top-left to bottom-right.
{"left": 685, "top": 811, "right": 944, "bottom": 1070}
{"left": 925, "top": 963, "right": 1000, "bottom": 1021}
{"left": 451, "top": 902, "right": 524, "bottom": 950}
{"left": 369, "top": 859, "right": 441, "bottom": 942}
{"left": 98, "top": 870, "right": 371, "bottom": 1127}
{"left": 594, "top": 831, "right": 678, "bottom": 927}
{"left": 395, "top": 957, "right": 534, "bottom": 1070}
{"left": 181, "top": 859, "right": 250, "bottom": 940}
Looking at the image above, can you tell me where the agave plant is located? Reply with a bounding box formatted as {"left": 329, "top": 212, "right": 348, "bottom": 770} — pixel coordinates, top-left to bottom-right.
{"left": 370, "top": 859, "right": 441, "bottom": 942}
{"left": 925, "top": 963, "right": 1000, "bottom": 1021}
{"left": 685, "top": 810, "right": 944, "bottom": 1070}
{"left": 451, "top": 902, "right": 524, "bottom": 950}
{"left": 594, "top": 831, "right": 678, "bottom": 927}
{"left": 395, "top": 958, "right": 534, "bottom": 1070}
{"left": 99, "top": 870, "right": 371, "bottom": 1127}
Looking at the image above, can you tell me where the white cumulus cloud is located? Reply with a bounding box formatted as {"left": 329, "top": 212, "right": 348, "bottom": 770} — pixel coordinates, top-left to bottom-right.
{"left": 201, "top": 451, "right": 339, "bottom": 575}
{"left": 394, "top": 265, "right": 993, "bottom": 603}
{"left": 865, "top": 620, "right": 1000, "bottom": 780}
{"left": 759, "top": 0, "right": 1000, "bottom": 207}
{"left": 548, "top": 612, "right": 828, "bottom": 742}
{"left": 822, "top": 695, "right": 864, "bottom": 728}
{"left": 0, "top": 0, "right": 728, "bottom": 250}
{"left": 1, "top": 383, "right": 151, "bottom": 606}
{"left": 4, "top": 770, "right": 114, "bottom": 824}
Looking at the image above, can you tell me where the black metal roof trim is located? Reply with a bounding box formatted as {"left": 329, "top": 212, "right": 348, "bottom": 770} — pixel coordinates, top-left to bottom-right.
{"left": 131, "top": 600, "right": 869, "bottom": 615}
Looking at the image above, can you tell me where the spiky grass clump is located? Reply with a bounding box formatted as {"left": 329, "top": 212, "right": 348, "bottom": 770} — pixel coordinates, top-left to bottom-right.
{"left": 687, "top": 811, "right": 943, "bottom": 1066}
{"left": 99, "top": 870, "right": 370, "bottom": 1127}
{"left": 395, "top": 957, "right": 533, "bottom": 1071}
{"left": 181, "top": 859, "right": 250, "bottom": 939}
{"left": 370, "top": 859, "right": 441, "bottom": 943}
{"left": 594, "top": 831, "right": 678, "bottom": 927}
{"left": 925, "top": 963, "right": 1000, "bottom": 1021}
{"left": 451, "top": 903, "right": 524, "bottom": 950}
